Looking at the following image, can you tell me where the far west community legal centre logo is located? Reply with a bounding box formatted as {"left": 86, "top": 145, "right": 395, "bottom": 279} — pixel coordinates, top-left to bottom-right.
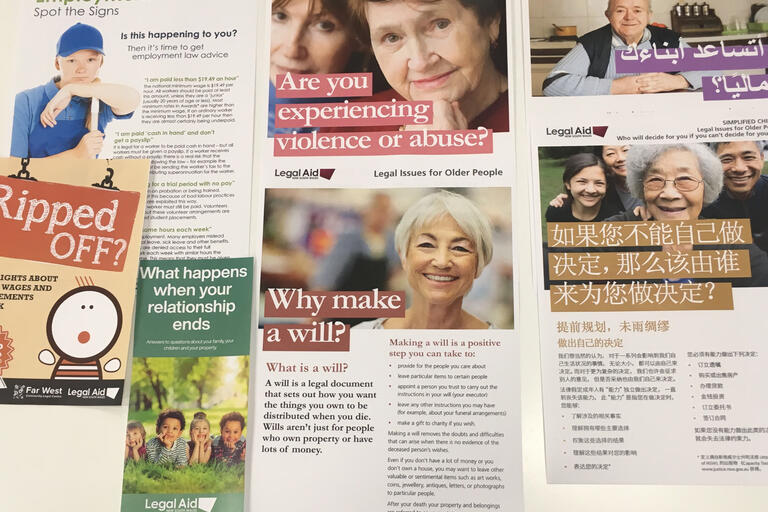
{"left": 545, "top": 125, "right": 609, "bottom": 138}
{"left": 274, "top": 168, "right": 335, "bottom": 181}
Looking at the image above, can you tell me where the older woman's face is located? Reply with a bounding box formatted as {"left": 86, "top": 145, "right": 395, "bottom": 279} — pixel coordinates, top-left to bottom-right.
{"left": 403, "top": 214, "right": 477, "bottom": 307}
{"left": 366, "top": 0, "right": 499, "bottom": 103}
{"left": 643, "top": 149, "right": 704, "bottom": 221}
{"left": 271, "top": 0, "right": 354, "bottom": 84}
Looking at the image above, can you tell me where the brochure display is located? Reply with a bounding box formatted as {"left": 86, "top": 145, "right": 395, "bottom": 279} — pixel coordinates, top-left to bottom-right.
{"left": 6, "top": 0, "right": 257, "bottom": 259}
{"left": 122, "top": 258, "right": 253, "bottom": 512}
{"left": 523, "top": 0, "right": 768, "bottom": 485}
{"left": 252, "top": 1, "right": 523, "bottom": 510}
{"left": 0, "top": 157, "right": 149, "bottom": 405}
{"left": 6, "top": 0, "right": 768, "bottom": 511}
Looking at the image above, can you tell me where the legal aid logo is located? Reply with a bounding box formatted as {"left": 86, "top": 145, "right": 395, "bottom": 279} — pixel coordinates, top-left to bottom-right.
{"left": 274, "top": 168, "right": 335, "bottom": 181}
{"left": 319, "top": 168, "right": 335, "bottom": 180}
{"left": 545, "top": 125, "right": 609, "bottom": 138}
{"left": 197, "top": 498, "right": 217, "bottom": 512}
{"left": 143, "top": 496, "right": 217, "bottom": 511}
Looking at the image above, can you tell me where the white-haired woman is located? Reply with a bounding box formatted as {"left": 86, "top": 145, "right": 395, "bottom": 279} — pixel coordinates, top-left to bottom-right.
{"left": 607, "top": 143, "right": 768, "bottom": 286}
{"left": 356, "top": 190, "right": 494, "bottom": 329}
{"left": 347, "top": 0, "right": 508, "bottom": 131}
{"left": 605, "top": 143, "right": 724, "bottom": 222}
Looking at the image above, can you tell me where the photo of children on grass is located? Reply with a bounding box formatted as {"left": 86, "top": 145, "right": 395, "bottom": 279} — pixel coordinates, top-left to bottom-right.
{"left": 122, "top": 355, "right": 248, "bottom": 494}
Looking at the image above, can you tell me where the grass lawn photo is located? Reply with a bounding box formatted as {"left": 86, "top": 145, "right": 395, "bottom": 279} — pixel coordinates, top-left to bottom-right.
{"left": 123, "top": 458, "right": 245, "bottom": 494}
{"left": 123, "top": 356, "right": 248, "bottom": 494}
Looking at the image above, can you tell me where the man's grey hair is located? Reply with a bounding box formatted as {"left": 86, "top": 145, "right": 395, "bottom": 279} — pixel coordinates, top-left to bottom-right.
{"left": 710, "top": 140, "right": 765, "bottom": 156}
{"left": 626, "top": 144, "right": 723, "bottom": 205}
{"left": 607, "top": 0, "right": 652, "bottom": 12}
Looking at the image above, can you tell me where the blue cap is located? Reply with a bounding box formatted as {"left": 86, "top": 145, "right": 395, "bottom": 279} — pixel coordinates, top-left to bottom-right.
{"left": 56, "top": 23, "right": 104, "bottom": 57}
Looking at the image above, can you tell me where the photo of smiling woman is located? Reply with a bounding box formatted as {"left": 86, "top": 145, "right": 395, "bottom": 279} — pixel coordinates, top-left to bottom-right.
{"left": 269, "top": 0, "right": 364, "bottom": 136}
{"left": 355, "top": 190, "right": 495, "bottom": 329}
{"left": 608, "top": 144, "right": 723, "bottom": 223}
{"left": 545, "top": 153, "right": 620, "bottom": 223}
{"left": 605, "top": 143, "right": 768, "bottom": 287}
{"left": 260, "top": 187, "right": 513, "bottom": 329}
{"left": 349, "top": 0, "right": 508, "bottom": 131}
{"left": 10, "top": 23, "right": 139, "bottom": 159}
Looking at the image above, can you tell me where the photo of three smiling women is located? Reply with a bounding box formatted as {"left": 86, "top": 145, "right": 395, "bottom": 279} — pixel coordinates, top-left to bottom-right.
{"left": 269, "top": 0, "right": 508, "bottom": 136}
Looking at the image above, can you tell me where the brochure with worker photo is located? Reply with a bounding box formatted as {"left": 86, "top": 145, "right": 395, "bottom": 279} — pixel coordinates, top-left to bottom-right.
{"left": 0, "top": 157, "right": 149, "bottom": 406}
{"left": 250, "top": 0, "right": 524, "bottom": 510}
{"left": 0, "top": 0, "right": 258, "bottom": 260}
{"left": 527, "top": 99, "right": 768, "bottom": 483}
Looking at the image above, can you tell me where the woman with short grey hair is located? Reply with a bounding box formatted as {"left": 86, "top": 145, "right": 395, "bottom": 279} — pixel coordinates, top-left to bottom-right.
{"left": 606, "top": 143, "right": 768, "bottom": 286}
{"left": 356, "top": 190, "right": 495, "bottom": 329}
{"left": 625, "top": 143, "right": 723, "bottom": 208}
{"left": 606, "top": 143, "right": 722, "bottom": 222}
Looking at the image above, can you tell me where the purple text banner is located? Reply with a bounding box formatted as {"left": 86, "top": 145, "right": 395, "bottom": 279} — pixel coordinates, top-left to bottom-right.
{"left": 615, "top": 41, "right": 768, "bottom": 73}
{"left": 703, "top": 73, "right": 768, "bottom": 101}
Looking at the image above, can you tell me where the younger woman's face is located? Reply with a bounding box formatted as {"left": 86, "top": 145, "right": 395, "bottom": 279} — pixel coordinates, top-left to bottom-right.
{"left": 127, "top": 428, "right": 144, "bottom": 444}
{"left": 56, "top": 49, "right": 103, "bottom": 87}
{"left": 602, "top": 145, "right": 630, "bottom": 177}
{"left": 159, "top": 417, "right": 182, "bottom": 443}
{"left": 270, "top": 0, "right": 354, "bottom": 84}
{"left": 566, "top": 165, "right": 607, "bottom": 209}
{"left": 221, "top": 420, "right": 243, "bottom": 444}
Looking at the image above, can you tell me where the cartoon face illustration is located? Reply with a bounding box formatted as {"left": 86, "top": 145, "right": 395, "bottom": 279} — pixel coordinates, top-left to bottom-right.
{"left": 46, "top": 286, "right": 122, "bottom": 362}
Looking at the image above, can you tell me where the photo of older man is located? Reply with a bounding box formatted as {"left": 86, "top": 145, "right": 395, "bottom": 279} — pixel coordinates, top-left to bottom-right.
{"left": 540, "top": 0, "right": 708, "bottom": 96}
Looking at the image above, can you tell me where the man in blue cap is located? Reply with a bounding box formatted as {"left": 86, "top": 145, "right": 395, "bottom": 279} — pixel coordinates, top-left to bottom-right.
{"left": 11, "top": 22, "right": 139, "bottom": 159}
